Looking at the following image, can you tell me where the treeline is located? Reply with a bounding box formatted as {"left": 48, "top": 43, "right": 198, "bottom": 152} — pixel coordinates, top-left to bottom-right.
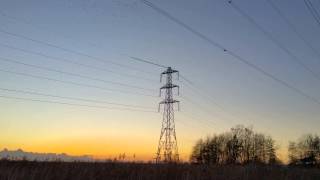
{"left": 289, "top": 134, "right": 320, "bottom": 166}
{"left": 190, "top": 125, "right": 278, "bottom": 165}
{"left": 190, "top": 125, "right": 320, "bottom": 166}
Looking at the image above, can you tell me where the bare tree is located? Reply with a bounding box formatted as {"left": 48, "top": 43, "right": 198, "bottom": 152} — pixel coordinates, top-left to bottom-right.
{"left": 190, "top": 125, "right": 278, "bottom": 165}
{"left": 288, "top": 134, "right": 320, "bottom": 166}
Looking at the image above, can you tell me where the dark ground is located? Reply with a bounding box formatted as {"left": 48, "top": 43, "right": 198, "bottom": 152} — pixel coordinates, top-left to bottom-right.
{"left": 0, "top": 160, "right": 320, "bottom": 180}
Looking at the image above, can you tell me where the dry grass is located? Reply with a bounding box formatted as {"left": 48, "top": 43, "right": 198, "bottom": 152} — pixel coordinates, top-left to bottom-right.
{"left": 0, "top": 160, "right": 320, "bottom": 180}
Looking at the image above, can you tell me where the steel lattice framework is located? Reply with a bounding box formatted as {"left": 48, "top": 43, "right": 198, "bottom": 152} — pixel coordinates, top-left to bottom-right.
{"left": 156, "top": 67, "right": 180, "bottom": 163}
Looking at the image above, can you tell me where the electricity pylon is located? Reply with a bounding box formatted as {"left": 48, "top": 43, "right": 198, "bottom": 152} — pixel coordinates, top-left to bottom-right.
{"left": 156, "top": 67, "right": 180, "bottom": 163}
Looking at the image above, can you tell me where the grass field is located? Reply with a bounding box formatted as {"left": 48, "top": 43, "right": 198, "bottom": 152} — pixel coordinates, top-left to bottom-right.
{"left": 0, "top": 160, "right": 320, "bottom": 180}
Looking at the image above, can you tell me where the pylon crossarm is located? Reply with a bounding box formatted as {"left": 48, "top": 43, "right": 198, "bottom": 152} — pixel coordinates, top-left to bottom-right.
{"left": 159, "top": 100, "right": 179, "bottom": 104}
{"left": 161, "top": 68, "right": 178, "bottom": 75}
{"left": 160, "top": 84, "right": 179, "bottom": 89}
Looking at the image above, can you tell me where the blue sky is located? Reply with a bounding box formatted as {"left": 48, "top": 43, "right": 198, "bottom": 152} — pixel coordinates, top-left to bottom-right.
{"left": 0, "top": 0, "right": 320, "bottom": 161}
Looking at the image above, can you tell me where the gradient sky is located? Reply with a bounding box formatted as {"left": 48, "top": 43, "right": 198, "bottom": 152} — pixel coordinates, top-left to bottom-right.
{"left": 0, "top": 0, "right": 320, "bottom": 162}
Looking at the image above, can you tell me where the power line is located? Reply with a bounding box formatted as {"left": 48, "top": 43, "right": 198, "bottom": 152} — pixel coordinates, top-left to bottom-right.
{"left": 175, "top": 112, "right": 214, "bottom": 131}
{"left": 0, "top": 95, "right": 157, "bottom": 113}
{"left": 130, "top": 56, "right": 168, "bottom": 68}
{"left": 179, "top": 74, "right": 195, "bottom": 86}
{"left": 310, "top": 0, "right": 320, "bottom": 18}
{"left": 0, "top": 68, "right": 158, "bottom": 98}
{"left": 0, "top": 87, "right": 154, "bottom": 109}
{"left": 266, "top": 0, "right": 320, "bottom": 61}
{"left": 179, "top": 78, "right": 228, "bottom": 113}
{"left": 140, "top": 0, "right": 320, "bottom": 106}
{"left": 179, "top": 105, "right": 217, "bottom": 130}
{"left": 118, "top": 58, "right": 215, "bottom": 143}
{"left": 140, "top": 0, "right": 226, "bottom": 51}
{"left": 179, "top": 75, "right": 248, "bottom": 120}
{"left": 179, "top": 76, "right": 260, "bottom": 127}
{"left": 0, "top": 43, "right": 156, "bottom": 82}
{"left": 126, "top": 57, "right": 234, "bottom": 125}
{"left": 0, "top": 56, "right": 156, "bottom": 92}
{"left": 304, "top": 0, "right": 320, "bottom": 27}
{"left": 180, "top": 95, "right": 233, "bottom": 124}
{"left": 179, "top": 111, "right": 216, "bottom": 131}
{"left": 227, "top": 50, "right": 320, "bottom": 106}
{"left": 228, "top": 0, "right": 320, "bottom": 81}
{"left": 0, "top": 9, "right": 103, "bottom": 51}
{"left": 0, "top": 28, "right": 155, "bottom": 75}
{"left": 0, "top": 10, "right": 166, "bottom": 71}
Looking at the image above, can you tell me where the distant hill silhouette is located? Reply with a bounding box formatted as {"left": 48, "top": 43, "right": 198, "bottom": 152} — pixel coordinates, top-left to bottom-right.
{"left": 0, "top": 148, "right": 93, "bottom": 162}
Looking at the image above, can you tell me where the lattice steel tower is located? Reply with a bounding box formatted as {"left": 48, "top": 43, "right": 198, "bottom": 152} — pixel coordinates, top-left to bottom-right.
{"left": 156, "top": 67, "right": 180, "bottom": 163}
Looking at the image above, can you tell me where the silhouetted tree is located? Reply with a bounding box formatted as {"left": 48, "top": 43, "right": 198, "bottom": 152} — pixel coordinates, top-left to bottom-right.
{"left": 190, "top": 125, "right": 278, "bottom": 165}
{"left": 288, "top": 134, "right": 320, "bottom": 166}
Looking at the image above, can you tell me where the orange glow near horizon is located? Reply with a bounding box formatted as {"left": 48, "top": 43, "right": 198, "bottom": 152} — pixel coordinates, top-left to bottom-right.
{"left": 1, "top": 134, "right": 289, "bottom": 163}
{"left": 0, "top": 140, "right": 192, "bottom": 161}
